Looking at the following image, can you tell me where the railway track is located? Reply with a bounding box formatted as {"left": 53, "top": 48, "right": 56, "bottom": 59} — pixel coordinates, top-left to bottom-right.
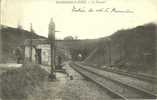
{"left": 70, "top": 62, "right": 157, "bottom": 99}
{"left": 81, "top": 63, "right": 157, "bottom": 83}
{"left": 79, "top": 62, "right": 157, "bottom": 94}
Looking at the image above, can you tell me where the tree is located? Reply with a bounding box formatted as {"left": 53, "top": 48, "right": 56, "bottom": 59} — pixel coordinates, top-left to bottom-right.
{"left": 64, "top": 36, "right": 74, "bottom": 40}
{"left": 17, "top": 24, "right": 23, "bottom": 30}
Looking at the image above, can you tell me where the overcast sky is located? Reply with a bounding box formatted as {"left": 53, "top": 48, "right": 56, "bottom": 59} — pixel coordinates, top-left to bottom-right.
{"left": 1, "top": 0, "right": 157, "bottom": 39}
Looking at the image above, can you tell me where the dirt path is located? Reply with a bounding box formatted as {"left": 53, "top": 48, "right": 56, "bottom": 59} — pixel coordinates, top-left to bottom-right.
{"left": 35, "top": 62, "right": 113, "bottom": 100}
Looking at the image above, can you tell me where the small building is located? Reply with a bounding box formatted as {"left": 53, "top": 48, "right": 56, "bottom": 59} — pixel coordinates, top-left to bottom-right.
{"left": 24, "top": 39, "right": 49, "bottom": 64}
{"left": 24, "top": 39, "right": 71, "bottom": 66}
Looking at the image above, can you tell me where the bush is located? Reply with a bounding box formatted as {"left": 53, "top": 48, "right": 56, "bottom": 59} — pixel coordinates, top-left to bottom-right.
{"left": 0, "top": 63, "right": 49, "bottom": 100}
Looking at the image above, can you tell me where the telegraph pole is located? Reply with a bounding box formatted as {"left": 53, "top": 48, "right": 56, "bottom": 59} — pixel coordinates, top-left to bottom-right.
{"left": 48, "top": 18, "right": 56, "bottom": 80}
{"left": 30, "top": 23, "right": 33, "bottom": 62}
{"left": 30, "top": 23, "right": 32, "bottom": 61}
{"left": 0, "top": 0, "right": 2, "bottom": 62}
{"left": 106, "top": 38, "right": 111, "bottom": 66}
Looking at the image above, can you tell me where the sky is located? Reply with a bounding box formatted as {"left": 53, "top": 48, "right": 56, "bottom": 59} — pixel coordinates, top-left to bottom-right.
{"left": 1, "top": 0, "right": 157, "bottom": 39}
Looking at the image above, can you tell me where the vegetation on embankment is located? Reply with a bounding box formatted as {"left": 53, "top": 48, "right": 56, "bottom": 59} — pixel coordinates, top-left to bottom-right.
{"left": 84, "top": 23, "right": 156, "bottom": 75}
{"left": 0, "top": 63, "right": 49, "bottom": 100}
{"left": 1, "top": 26, "right": 45, "bottom": 62}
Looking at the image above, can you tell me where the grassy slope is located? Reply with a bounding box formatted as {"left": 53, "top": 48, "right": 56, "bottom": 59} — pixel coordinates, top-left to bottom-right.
{"left": 0, "top": 63, "right": 49, "bottom": 100}
{"left": 84, "top": 23, "right": 156, "bottom": 74}
{"left": 1, "top": 26, "right": 45, "bottom": 62}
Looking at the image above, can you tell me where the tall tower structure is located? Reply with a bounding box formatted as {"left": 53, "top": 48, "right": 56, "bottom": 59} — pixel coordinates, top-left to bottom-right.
{"left": 48, "top": 18, "right": 55, "bottom": 41}
{"left": 48, "top": 18, "right": 56, "bottom": 80}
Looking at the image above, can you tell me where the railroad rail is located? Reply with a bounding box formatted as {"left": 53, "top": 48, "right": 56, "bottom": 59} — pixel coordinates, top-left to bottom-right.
{"left": 70, "top": 62, "right": 157, "bottom": 99}
{"left": 80, "top": 63, "right": 157, "bottom": 83}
